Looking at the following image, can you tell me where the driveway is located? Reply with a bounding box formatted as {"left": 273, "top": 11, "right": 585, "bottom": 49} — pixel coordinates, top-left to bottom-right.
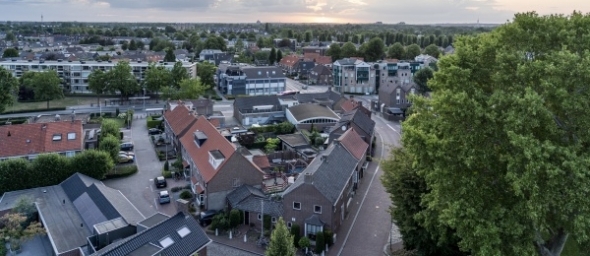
{"left": 103, "top": 116, "right": 175, "bottom": 217}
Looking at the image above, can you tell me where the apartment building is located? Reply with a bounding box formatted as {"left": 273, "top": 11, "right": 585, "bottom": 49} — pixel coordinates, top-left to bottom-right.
{"left": 376, "top": 61, "right": 423, "bottom": 110}
{"left": 332, "top": 58, "right": 376, "bottom": 94}
{"left": 217, "top": 64, "right": 286, "bottom": 96}
{"left": 0, "top": 59, "right": 197, "bottom": 93}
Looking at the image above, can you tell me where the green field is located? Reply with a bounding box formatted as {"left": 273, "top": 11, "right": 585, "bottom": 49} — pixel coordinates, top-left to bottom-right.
{"left": 6, "top": 97, "right": 98, "bottom": 112}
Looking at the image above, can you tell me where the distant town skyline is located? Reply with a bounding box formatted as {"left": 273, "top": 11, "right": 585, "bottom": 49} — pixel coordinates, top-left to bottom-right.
{"left": 0, "top": 0, "right": 587, "bottom": 24}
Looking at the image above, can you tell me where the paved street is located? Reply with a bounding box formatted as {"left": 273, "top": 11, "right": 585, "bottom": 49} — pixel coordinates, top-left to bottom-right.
{"left": 285, "top": 78, "right": 330, "bottom": 94}
{"left": 329, "top": 104, "right": 402, "bottom": 256}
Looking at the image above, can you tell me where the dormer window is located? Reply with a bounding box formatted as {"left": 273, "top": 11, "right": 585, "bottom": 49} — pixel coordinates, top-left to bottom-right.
{"left": 209, "top": 150, "right": 225, "bottom": 169}
{"left": 193, "top": 131, "right": 208, "bottom": 147}
{"left": 52, "top": 134, "right": 62, "bottom": 141}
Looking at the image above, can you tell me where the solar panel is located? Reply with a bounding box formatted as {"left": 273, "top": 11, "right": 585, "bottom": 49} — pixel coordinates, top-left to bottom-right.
{"left": 73, "top": 192, "right": 107, "bottom": 231}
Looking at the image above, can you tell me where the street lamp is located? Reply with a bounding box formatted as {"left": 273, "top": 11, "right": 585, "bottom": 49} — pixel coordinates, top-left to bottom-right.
{"left": 142, "top": 87, "right": 146, "bottom": 111}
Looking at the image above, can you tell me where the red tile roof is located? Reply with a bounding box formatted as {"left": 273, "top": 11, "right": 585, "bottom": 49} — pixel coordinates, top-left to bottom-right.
{"left": 0, "top": 121, "right": 83, "bottom": 158}
{"left": 315, "top": 56, "right": 333, "bottom": 66}
{"left": 304, "top": 52, "right": 320, "bottom": 60}
{"left": 163, "top": 104, "right": 197, "bottom": 137}
{"left": 338, "top": 128, "right": 368, "bottom": 161}
{"left": 252, "top": 155, "right": 271, "bottom": 170}
{"left": 279, "top": 55, "right": 301, "bottom": 68}
{"left": 208, "top": 118, "right": 220, "bottom": 128}
{"left": 180, "top": 116, "right": 237, "bottom": 183}
{"left": 340, "top": 98, "right": 359, "bottom": 112}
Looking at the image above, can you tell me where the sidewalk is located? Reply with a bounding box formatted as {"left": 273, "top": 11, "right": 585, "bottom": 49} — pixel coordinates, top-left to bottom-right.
{"left": 207, "top": 225, "right": 265, "bottom": 255}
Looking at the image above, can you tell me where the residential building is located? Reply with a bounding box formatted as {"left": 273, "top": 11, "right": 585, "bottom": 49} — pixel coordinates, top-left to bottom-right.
{"left": 0, "top": 173, "right": 146, "bottom": 256}
{"left": 191, "top": 98, "right": 215, "bottom": 116}
{"left": 277, "top": 55, "right": 300, "bottom": 76}
{"left": 226, "top": 184, "right": 283, "bottom": 228}
{"left": 217, "top": 65, "right": 286, "bottom": 96}
{"left": 309, "top": 64, "right": 333, "bottom": 85}
{"left": 332, "top": 58, "right": 376, "bottom": 94}
{"left": 328, "top": 107, "right": 376, "bottom": 157}
{"left": 377, "top": 61, "right": 419, "bottom": 110}
{"left": 199, "top": 49, "right": 233, "bottom": 65}
{"left": 281, "top": 132, "right": 367, "bottom": 240}
{"left": 302, "top": 46, "right": 328, "bottom": 56}
{"left": 233, "top": 95, "right": 284, "bottom": 126}
{"left": 198, "top": 49, "right": 223, "bottom": 61}
{"left": 0, "top": 59, "right": 197, "bottom": 94}
{"left": 289, "top": 88, "right": 348, "bottom": 110}
{"left": 0, "top": 120, "right": 84, "bottom": 161}
{"left": 163, "top": 103, "right": 197, "bottom": 153}
{"left": 180, "top": 116, "right": 265, "bottom": 210}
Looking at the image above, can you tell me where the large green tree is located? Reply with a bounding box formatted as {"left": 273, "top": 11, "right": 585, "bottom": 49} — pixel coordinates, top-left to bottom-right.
{"left": 276, "top": 50, "right": 283, "bottom": 63}
{"left": 413, "top": 67, "right": 434, "bottom": 93}
{"left": 327, "top": 43, "right": 342, "bottom": 62}
{"left": 70, "top": 150, "right": 114, "bottom": 180}
{"left": 171, "top": 61, "right": 189, "bottom": 88}
{"left": 109, "top": 61, "right": 139, "bottom": 100}
{"left": 269, "top": 48, "right": 277, "bottom": 65}
{"left": 400, "top": 12, "right": 590, "bottom": 256}
{"left": 388, "top": 42, "right": 405, "bottom": 59}
{"left": 0, "top": 66, "right": 18, "bottom": 113}
{"left": 88, "top": 69, "right": 111, "bottom": 107}
{"left": 404, "top": 44, "right": 421, "bottom": 60}
{"left": 364, "top": 37, "right": 385, "bottom": 62}
{"left": 381, "top": 148, "right": 465, "bottom": 256}
{"left": 196, "top": 62, "right": 216, "bottom": 89}
{"left": 423, "top": 44, "right": 441, "bottom": 58}
{"left": 2, "top": 48, "right": 19, "bottom": 58}
{"left": 32, "top": 71, "right": 63, "bottom": 109}
{"left": 265, "top": 217, "right": 296, "bottom": 256}
{"left": 164, "top": 48, "right": 176, "bottom": 62}
{"left": 99, "top": 134, "right": 120, "bottom": 163}
{"left": 340, "top": 42, "right": 357, "bottom": 58}
{"left": 100, "top": 119, "right": 121, "bottom": 141}
{"left": 144, "top": 63, "right": 172, "bottom": 97}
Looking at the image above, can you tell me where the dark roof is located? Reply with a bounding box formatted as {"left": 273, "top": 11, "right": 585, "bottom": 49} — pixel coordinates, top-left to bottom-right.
{"left": 139, "top": 213, "right": 170, "bottom": 229}
{"left": 286, "top": 104, "right": 340, "bottom": 122}
{"left": 283, "top": 143, "right": 359, "bottom": 204}
{"left": 334, "top": 58, "right": 361, "bottom": 66}
{"left": 293, "top": 90, "right": 346, "bottom": 109}
{"left": 233, "top": 95, "right": 281, "bottom": 112}
{"left": 226, "top": 184, "right": 266, "bottom": 207}
{"left": 226, "top": 185, "right": 283, "bottom": 216}
{"left": 241, "top": 66, "right": 286, "bottom": 79}
{"left": 330, "top": 109, "right": 375, "bottom": 136}
{"left": 305, "top": 214, "right": 324, "bottom": 226}
{"left": 277, "top": 133, "right": 309, "bottom": 148}
{"left": 91, "top": 212, "right": 211, "bottom": 256}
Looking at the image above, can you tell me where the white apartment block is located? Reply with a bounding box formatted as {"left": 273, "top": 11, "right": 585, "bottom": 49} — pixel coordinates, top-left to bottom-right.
{"left": 0, "top": 59, "right": 197, "bottom": 94}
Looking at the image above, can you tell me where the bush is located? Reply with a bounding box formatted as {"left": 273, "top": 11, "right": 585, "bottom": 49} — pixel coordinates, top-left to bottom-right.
{"left": 164, "top": 161, "right": 169, "bottom": 171}
{"left": 147, "top": 116, "right": 163, "bottom": 129}
{"left": 210, "top": 213, "right": 229, "bottom": 231}
{"left": 324, "top": 229, "right": 334, "bottom": 246}
{"left": 229, "top": 209, "right": 241, "bottom": 229}
{"left": 105, "top": 165, "right": 138, "bottom": 179}
{"left": 315, "top": 231, "right": 325, "bottom": 254}
{"left": 366, "top": 156, "right": 373, "bottom": 162}
{"left": 179, "top": 190, "right": 192, "bottom": 200}
{"left": 115, "top": 107, "right": 120, "bottom": 117}
{"left": 291, "top": 223, "right": 301, "bottom": 247}
{"left": 162, "top": 169, "right": 172, "bottom": 178}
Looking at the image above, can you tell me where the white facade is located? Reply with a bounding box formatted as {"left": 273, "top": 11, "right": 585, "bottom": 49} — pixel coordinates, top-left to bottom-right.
{"left": 0, "top": 59, "right": 197, "bottom": 94}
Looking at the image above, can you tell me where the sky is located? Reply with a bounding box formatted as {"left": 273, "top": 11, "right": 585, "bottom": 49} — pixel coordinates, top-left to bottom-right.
{"left": 0, "top": 0, "right": 588, "bottom": 24}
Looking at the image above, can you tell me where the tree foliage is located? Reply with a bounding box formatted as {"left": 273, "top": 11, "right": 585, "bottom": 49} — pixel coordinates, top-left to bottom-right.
{"left": 88, "top": 69, "right": 111, "bottom": 106}
{"left": 99, "top": 134, "right": 120, "bottom": 163}
{"left": 100, "top": 119, "right": 121, "bottom": 140}
{"left": 269, "top": 48, "right": 277, "bottom": 65}
{"left": 276, "top": 49, "right": 283, "bottom": 63}
{"left": 0, "top": 66, "right": 18, "bottom": 113}
{"left": 145, "top": 63, "right": 172, "bottom": 95}
{"left": 30, "top": 70, "right": 63, "bottom": 108}
{"left": 109, "top": 61, "right": 139, "bottom": 100}
{"left": 2, "top": 48, "right": 19, "bottom": 58}
{"left": 364, "top": 37, "right": 385, "bottom": 62}
{"left": 266, "top": 217, "right": 296, "bottom": 256}
{"left": 31, "top": 153, "right": 71, "bottom": 186}
{"left": 327, "top": 43, "right": 342, "bottom": 61}
{"left": 164, "top": 48, "right": 176, "bottom": 62}
{"left": 399, "top": 12, "right": 590, "bottom": 256}
{"left": 340, "top": 42, "right": 357, "bottom": 58}
{"left": 196, "top": 62, "right": 216, "bottom": 88}
{"left": 413, "top": 67, "right": 434, "bottom": 93}
{"left": 388, "top": 42, "right": 405, "bottom": 59}
{"left": 404, "top": 44, "right": 421, "bottom": 60}
{"left": 171, "top": 61, "right": 189, "bottom": 88}
{"left": 423, "top": 44, "right": 441, "bottom": 58}
{"left": 70, "top": 150, "right": 114, "bottom": 180}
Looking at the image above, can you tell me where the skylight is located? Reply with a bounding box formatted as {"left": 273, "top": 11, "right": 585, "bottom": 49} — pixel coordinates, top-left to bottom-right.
{"left": 177, "top": 226, "right": 191, "bottom": 238}
{"left": 159, "top": 236, "right": 174, "bottom": 248}
{"left": 52, "top": 134, "right": 62, "bottom": 141}
{"left": 67, "top": 132, "right": 76, "bottom": 140}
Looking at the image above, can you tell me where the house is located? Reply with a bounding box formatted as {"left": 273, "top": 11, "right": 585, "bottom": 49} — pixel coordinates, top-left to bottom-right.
{"left": 290, "top": 88, "right": 348, "bottom": 111}
{"left": 199, "top": 49, "right": 223, "bottom": 61}
{"left": 281, "top": 135, "right": 366, "bottom": 240}
{"left": 163, "top": 103, "right": 197, "bottom": 153}
{"left": 302, "top": 46, "right": 328, "bottom": 56}
{"left": 314, "top": 56, "right": 333, "bottom": 67}
{"left": 277, "top": 133, "right": 316, "bottom": 160}
{"left": 233, "top": 95, "right": 284, "bottom": 126}
{"left": 90, "top": 212, "right": 211, "bottom": 256}
{"left": 377, "top": 61, "right": 419, "bottom": 110}
{"left": 340, "top": 96, "right": 371, "bottom": 117}
{"left": 328, "top": 108, "right": 376, "bottom": 156}
{"left": 286, "top": 104, "right": 341, "bottom": 132}
{"left": 191, "top": 98, "right": 215, "bottom": 116}
{"left": 332, "top": 58, "right": 376, "bottom": 94}
{"left": 217, "top": 65, "right": 286, "bottom": 96}
{"left": 309, "top": 64, "right": 333, "bottom": 85}
{"left": 278, "top": 55, "right": 300, "bottom": 76}
{"left": 414, "top": 54, "right": 438, "bottom": 67}
{"left": 0, "top": 173, "right": 146, "bottom": 256}
{"left": 296, "top": 59, "right": 315, "bottom": 80}
{"left": 179, "top": 116, "right": 265, "bottom": 210}
{"left": 226, "top": 184, "right": 283, "bottom": 228}
{"left": 0, "top": 120, "right": 84, "bottom": 161}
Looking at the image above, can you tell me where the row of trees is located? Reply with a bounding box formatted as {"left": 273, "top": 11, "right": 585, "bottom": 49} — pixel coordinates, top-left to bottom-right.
{"left": 325, "top": 37, "right": 447, "bottom": 63}
{"left": 381, "top": 12, "right": 590, "bottom": 256}
{"left": 0, "top": 150, "right": 113, "bottom": 195}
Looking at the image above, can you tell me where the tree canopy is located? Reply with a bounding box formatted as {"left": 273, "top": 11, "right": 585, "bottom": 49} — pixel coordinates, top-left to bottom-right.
{"left": 327, "top": 43, "right": 342, "bottom": 62}
{"left": 31, "top": 71, "right": 63, "bottom": 109}
{"left": 145, "top": 63, "right": 172, "bottom": 95}
{"left": 0, "top": 66, "right": 18, "bottom": 113}
{"left": 388, "top": 42, "right": 405, "bottom": 59}
{"left": 423, "top": 44, "right": 441, "bottom": 58}
{"left": 340, "top": 42, "right": 357, "bottom": 58}
{"left": 404, "top": 44, "right": 421, "bottom": 60}
{"left": 109, "top": 61, "right": 139, "bottom": 100}
{"left": 2, "top": 48, "right": 19, "bottom": 58}
{"left": 363, "top": 37, "right": 385, "bottom": 62}
{"left": 265, "top": 217, "right": 296, "bottom": 256}
{"left": 171, "top": 61, "right": 189, "bottom": 88}
{"left": 164, "top": 48, "right": 176, "bottom": 62}
{"left": 197, "top": 62, "right": 216, "bottom": 89}
{"left": 396, "top": 12, "right": 590, "bottom": 256}
{"left": 413, "top": 67, "right": 434, "bottom": 93}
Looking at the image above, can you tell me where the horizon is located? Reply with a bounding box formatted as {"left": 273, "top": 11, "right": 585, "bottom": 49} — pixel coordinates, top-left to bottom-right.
{"left": 1, "top": 0, "right": 588, "bottom": 24}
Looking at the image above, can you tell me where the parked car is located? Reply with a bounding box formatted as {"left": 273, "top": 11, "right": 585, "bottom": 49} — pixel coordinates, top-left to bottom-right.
{"left": 118, "top": 154, "right": 134, "bottom": 164}
{"left": 148, "top": 128, "right": 162, "bottom": 135}
{"left": 120, "top": 142, "right": 134, "bottom": 151}
{"left": 199, "top": 210, "right": 220, "bottom": 226}
{"left": 158, "top": 190, "right": 171, "bottom": 204}
{"left": 154, "top": 176, "right": 167, "bottom": 188}
{"left": 119, "top": 151, "right": 135, "bottom": 157}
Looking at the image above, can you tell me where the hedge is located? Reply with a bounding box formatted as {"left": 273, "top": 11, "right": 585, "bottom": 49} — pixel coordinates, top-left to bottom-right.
{"left": 162, "top": 169, "right": 172, "bottom": 178}
{"left": 1, "top": 107, "right": 66, "bottom": 114}
{"left": 104, "top": 165, "right": 138, "bottom": 179}
{"left": 147, "top": 116, "right": 163, "bottom": 129}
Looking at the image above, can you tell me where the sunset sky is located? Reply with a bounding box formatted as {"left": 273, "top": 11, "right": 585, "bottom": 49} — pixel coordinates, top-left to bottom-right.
{"left": 0, "top": 0, "right": 588, "bottom": 24}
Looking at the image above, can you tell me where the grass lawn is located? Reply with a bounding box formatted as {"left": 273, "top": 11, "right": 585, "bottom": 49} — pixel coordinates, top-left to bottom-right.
{"left": 7, "top": 97, "right": 98, "bottom": 112}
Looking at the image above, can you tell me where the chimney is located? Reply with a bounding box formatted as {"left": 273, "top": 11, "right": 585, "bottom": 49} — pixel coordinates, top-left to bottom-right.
{"left": 176, "top": 199, "right": 190, "bottom": 216}
{"left": 303, "top": 172, "right": 313, "bottom": 184}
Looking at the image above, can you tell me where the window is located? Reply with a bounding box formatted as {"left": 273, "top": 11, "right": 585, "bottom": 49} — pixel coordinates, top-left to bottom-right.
{"left": 272, "top": 217, "right": 277, "bottom": 223}
{"left": 66, "top": 151, "right": 75, "bottom": 157}
{"left": 159, "top": 236, "right": 174, "bottom": 248}
{"left": 232, "top": 178, "right": 241, "bottom": 187}
{"left": 177, "top": 226, "right": 191, "bottom": 238}
{"left": 67, "top": 132, "right": 76, "bottom": 140}
{"left": 314, "top": 205, "right": 322, "bottom": 214}
{"left": 293, "top": 202, "right": 301, "bottom": 210}
{"left": 52, "top": 134, "right": 62, "bottom": 141}
{"left": 257, "top": 214, "right": 262, "bottom": 220}
{"left": 287, "top": 222, "right": 292, "bottom": 228}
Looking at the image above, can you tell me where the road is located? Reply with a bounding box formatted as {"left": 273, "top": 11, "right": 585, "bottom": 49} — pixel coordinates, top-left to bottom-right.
{"left": 328, "top": 95, "right": 402, "bottom": 256}
{"left": 285, "top": 78, "right": 329, "bottom": 94}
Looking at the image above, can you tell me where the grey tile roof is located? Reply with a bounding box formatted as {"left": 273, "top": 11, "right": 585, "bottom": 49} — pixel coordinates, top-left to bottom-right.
{"left": 287, "top": 104, "right": 340, "bottom": 122}
{"left": 330, "top": 109, "right": 375, "bottom": 136}
{"left": 241, "top": 66, "right": 286, "bottom": 79}
{"left": 334, "top": 58, "right": 360, "bottom": 66}
{"left": 283, "top": 143, "right": 358, "bottom": 204}
{"left": 305, "top": 214, "right": 324, "bottom": 226}
{"left": 91, "top": 212, "right": 211, "bottom": 256}
{"left": 227, "top": 185, "right": 283, "bottom": 217}
{"left": 277, "top": 133, "right": 308, "bottom": 148}
{"left": 226, "top": 184, "right": 266, "bottom": 207}
{"left": 233, "top": 95, "right": 281, "bottom": 112}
